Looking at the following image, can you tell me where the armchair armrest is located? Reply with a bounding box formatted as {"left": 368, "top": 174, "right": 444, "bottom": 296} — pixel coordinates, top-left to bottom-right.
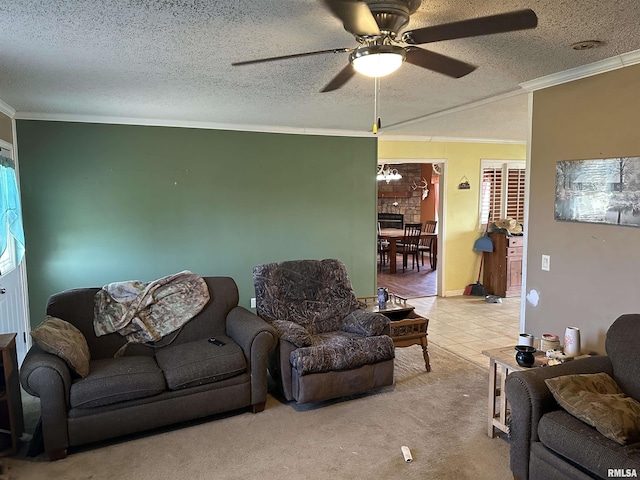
{"left": 266, "top": 319, "right": 312, "bottom": 347}
{"left": 341, "top": 309, "right": 389, "bottom": 337}
{"left": 225, "top": 306, "right": 277, "bottom": 410}
{"left": 20, "top": 344, "right": 73, "bottom": 459}
{"left": 505, "top": 355, "right": 613, "bottom": 480}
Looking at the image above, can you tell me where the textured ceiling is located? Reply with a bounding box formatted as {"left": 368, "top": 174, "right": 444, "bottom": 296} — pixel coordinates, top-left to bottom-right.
{"left": 1, "top": 0, "right": 640, "bottom": 142}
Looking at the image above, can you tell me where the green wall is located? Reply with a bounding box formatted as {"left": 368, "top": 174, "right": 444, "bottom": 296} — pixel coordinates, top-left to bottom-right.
{"left": 17, "top": 121, "right": 378, "bottom": 326}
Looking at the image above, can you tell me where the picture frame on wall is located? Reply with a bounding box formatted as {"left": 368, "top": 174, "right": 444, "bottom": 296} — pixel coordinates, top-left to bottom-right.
{"left": 555, "top": 156, "right": 640, "bottom": 227}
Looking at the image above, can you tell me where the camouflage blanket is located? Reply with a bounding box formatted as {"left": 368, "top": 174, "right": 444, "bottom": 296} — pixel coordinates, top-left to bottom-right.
{"left": 94, "top": 271, "right": 210, "bottom": 355}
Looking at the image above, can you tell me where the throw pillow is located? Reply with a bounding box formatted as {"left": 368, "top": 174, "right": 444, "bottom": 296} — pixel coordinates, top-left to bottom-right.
{"left": 545, "top": 372, "right": 640, "bottom": 445}
{"left": 31, "top": 316, "right": 91, "bottom": 378}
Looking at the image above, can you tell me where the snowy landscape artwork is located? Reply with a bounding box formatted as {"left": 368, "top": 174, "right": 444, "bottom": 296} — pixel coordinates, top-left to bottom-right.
{"left": 555, "top": 157, "right": 640, "bottom": 227}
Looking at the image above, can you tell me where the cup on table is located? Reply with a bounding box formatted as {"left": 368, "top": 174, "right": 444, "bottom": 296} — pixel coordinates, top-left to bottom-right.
{"left": 518, "top": 333, "right": 535, "bottom": 348}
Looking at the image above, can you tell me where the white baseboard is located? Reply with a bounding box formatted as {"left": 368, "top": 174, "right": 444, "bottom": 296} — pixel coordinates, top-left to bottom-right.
{"left": 445, "top": 289, "right": 466, "bottom": 297}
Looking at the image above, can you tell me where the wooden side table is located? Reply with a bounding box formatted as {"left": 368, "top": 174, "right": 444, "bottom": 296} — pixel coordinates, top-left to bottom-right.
{"left": 0, "top": 333, "right": 24, "bottom": 456}
{"left": 481, "top": 345, "right": 545, "bottom": 438}
{"left": 389, "top": 315, "right": 431, "bottom": 372}
{"left": 359, "top": 296, "right": 431, "bottom": 371}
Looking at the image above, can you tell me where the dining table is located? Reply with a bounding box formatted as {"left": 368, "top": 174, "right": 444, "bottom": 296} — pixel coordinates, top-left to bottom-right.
{"left": 379, "top": 228, "right": 438, "bottom": 274}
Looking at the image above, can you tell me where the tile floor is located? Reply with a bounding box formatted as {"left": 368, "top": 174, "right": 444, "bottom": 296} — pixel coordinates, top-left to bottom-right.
{"left": 409, "top": 295, "right": 522, "bottom": 367}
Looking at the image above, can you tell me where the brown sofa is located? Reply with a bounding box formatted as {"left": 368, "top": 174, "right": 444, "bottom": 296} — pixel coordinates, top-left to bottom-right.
{"left": 20, "top": 276, "right": 277, "bottom": 460}
{"left": 505, "top": 314, "right": 640, "bottom": 480}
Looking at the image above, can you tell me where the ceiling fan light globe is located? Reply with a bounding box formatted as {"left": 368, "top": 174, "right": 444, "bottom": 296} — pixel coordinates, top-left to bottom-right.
{"left": 350, "top": 45, "right": 405, "bottom": 77}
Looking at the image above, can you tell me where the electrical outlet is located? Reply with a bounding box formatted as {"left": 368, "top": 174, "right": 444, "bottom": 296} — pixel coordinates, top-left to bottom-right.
{"left": 250, "top": 297, "right": 256, "bottom": 308}
{"left": 541, "top": 255, "right": 550, "bottom": 271}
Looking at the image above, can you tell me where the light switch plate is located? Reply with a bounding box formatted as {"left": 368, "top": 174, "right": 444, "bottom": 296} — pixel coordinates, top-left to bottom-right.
{"left": 250, "top": 297, "right": 256, "bottom": 308}
{"left": 541, "top": 255, "right": 550, "bottom": 271}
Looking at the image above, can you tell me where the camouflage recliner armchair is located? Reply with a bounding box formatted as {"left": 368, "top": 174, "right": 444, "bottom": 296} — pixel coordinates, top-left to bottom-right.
{"left": 253, "top": 259, "right": 395, "bottom": 404}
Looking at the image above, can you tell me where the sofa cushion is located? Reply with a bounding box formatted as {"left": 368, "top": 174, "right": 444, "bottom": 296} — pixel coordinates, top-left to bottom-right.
{"left": 289, "top": 332, "right": 395, "bottom": 376}
{"left": 545, "top": 372, "right": 640, "bottom": 445}
{"left": 70, "top": 356, "right": 166, "bottom": 408}
{"left": 538, "top": 410, "right": 640, "bottom": 479}
{"left": 31, "top": 315, "right": 91, "bottom": 378}
{"left": 155, "top": 337, "right": 246, "bottom": 390}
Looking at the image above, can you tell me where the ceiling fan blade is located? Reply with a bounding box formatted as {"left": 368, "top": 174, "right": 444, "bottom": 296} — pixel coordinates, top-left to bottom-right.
{"left": 403, "top": 9, "right": 538, "bottom": 45}
{"left": 321, "top": 64, "right": 356, "bottom": 92}
{"left": 405, "top": 46, "right": 476, "bottom": 78}
{"left": 232, "top": 48, "right": 350, "bottom": 66}
{"left": 322, "top": 0, "right": 381, "bottom": 37}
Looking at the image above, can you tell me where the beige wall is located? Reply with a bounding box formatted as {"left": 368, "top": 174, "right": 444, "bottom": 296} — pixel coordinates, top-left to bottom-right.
{"left": 0, "top": 112, "right": 12, "bottom": 144}
{"left": 526, "top": 63, "right": 640, "bottom": 354}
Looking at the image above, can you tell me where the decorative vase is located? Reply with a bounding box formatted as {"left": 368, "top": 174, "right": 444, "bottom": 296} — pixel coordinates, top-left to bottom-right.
{"left": 564, "top": 327, "right": 581, "bottom": 356}
{"left": 515, "top": 345, "right": 536, "bottom": 367}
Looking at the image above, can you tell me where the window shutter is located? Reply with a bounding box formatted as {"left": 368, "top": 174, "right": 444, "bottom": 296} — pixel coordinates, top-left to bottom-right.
{"left": 506, "top": 167, "right": 526, "bottom": 223}
{"left": 480, "top": 167, "right": 502, "bottom": 223}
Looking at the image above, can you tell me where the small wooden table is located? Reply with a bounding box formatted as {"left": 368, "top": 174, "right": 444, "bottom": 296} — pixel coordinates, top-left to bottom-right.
{"left": 359, "top": 296, "right": 431, "bottom": 371}
{"left": 481, "top": 345, "right": 546, "bottom": 438}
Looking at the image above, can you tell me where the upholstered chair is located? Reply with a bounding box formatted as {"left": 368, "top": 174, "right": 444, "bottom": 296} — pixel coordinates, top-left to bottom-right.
{"left": 253, "top": 259, "right": 395, "bottom": 404}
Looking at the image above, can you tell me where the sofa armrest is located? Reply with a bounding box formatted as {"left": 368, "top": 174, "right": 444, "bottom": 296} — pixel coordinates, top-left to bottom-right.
{"left": 20, "top": 344, "right": 73, "bottom": 458}
{"left": 226, "top": 306, "right": 277, "bottom": 409}
{"left": 505, "top": 355, "right": 613, "bottom": 480}
{"left": 341, "top": 309, "right": 389, "bottom": 337}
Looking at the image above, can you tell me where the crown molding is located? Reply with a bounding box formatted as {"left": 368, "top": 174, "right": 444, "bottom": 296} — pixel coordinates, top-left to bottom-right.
{"left": 378, "top": 134, "right": 525, "bottom": 145}
{"left": 13, "top": 112, "right": 377, "bottom": 138}
{"left": 520, "top": 48, "right": 640, "bottom": 92}
{"left": 0, "top": 99, "right": 16, "bottom": 118}
{"left": 381, "top": 89, "right": 526, "bottom": 132}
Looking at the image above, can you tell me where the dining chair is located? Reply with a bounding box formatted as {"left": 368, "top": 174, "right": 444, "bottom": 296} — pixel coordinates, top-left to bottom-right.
{"left": 397, "top": 222, "right": 422, "bottom": 272}
{"left": 377, "top": 222, "right": 390, "bottom": 271}
{"left": 418, "top": 220, "right": 437, "bottom": 268}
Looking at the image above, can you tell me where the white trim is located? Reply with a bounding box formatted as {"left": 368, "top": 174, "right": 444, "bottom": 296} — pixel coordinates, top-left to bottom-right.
{"left": 445, "top": 289, "right": 466, "bottom": 297}
{"left": 11, "top": 117, "right": 31, "bottom": 359}
{"left": 437, "top": 161, "right": 446, "bottom": 297}
{"left": 520, "top": 48, "right": 640, "bottom": 92}
{"left": 378, "top": 158, "right": 446, "bottom": 165}
{"left": 520, "top": 91, "right": 534, "bottom": 333}
{"left": 380, "top": 89, "right": 526, "bottom": 131}
{"left": 379, "top": 134, "right": 525, "bottom": 145}
{"left": 13, "top": 112, "right": 376, "bottom": 138}
{"left": 0, "top": 100, "right": 16, "bottom": 118}
{"left": 0, "top": 140, "right": 12, "bottom": 151}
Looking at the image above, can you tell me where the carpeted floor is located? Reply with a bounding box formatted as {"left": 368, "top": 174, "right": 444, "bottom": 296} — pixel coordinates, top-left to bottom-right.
{"left": 4, "top": 344, "right": 511, "bottom": 480}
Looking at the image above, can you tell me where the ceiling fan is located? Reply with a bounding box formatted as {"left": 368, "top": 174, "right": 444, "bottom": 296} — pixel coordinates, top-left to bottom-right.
{"left": 232, "top": 0, "right": 538, "bottom": 92}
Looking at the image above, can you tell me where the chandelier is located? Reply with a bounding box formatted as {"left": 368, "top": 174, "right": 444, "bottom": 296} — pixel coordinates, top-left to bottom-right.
{"left": 377, "top": 164, "right": 402, "bottom": 183}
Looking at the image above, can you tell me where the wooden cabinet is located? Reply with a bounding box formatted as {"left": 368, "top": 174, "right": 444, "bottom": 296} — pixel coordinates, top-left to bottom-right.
{"left": 483, "top": 233, "right": 523, "bottom": 298}
{"left": 0, "top": 334, "right": 23, "bottom": 456}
